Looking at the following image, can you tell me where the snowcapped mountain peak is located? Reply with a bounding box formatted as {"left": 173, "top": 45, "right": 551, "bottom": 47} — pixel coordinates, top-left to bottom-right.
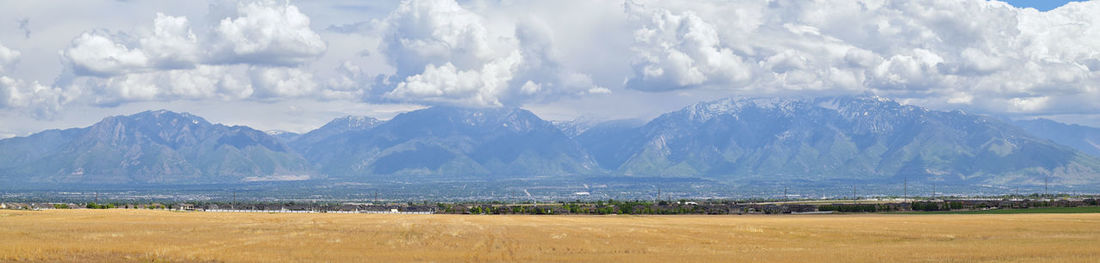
{"left": 266, "top": 130, "right": 291, "bottom": 136}
{"left": 136, "top": 109, "right": 206, "bottom": 121}
{"left": 331, "top": 115, "right": 381, "bottom": 130}
{"left": 681, "top": 96, "right": 811, "bottom": 122}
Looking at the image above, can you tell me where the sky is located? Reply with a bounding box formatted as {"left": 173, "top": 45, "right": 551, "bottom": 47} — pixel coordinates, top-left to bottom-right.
{"left": 1003, "top": 0, "right": 1087, "bottom": 11}
{"left": 1, "top": 0, "right": 1099, "bottom": 138}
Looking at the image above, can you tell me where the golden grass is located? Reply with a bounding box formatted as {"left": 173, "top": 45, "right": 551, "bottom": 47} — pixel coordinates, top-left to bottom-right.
{"left": 2, "top": 209, "right": 1099, "bottom": 262}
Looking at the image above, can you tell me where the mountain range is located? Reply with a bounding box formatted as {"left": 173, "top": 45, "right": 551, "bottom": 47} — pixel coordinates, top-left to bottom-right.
{"left": 0, "top": 110, "right": 313, "bottom": 184}
{"left": 295, "top": 106, "right": 596, "bottom": 179}
{"left": 580, "top": 97, "right": 1100, "bottom": 186}
{"left": 2, "top": 96, "right": 1099, "bottom": 188}
{"left": 1013, "top": 118, "right": 1100, "bottom": 158}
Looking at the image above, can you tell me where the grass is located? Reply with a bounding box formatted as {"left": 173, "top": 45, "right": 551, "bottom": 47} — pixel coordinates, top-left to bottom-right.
{"left": 897, "top": 206, "right": 1100, "bottom": 214}
{"left": 2, "top": 209, "right": 1100, "bottom": 262}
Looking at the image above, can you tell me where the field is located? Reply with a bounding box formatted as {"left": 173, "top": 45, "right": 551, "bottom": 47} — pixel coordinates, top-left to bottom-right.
{"left": 898, "top": 206, "right": 1100, "bottom": 214}
{"left": 2, "top": 210, "right": 1099, "bottom": 262}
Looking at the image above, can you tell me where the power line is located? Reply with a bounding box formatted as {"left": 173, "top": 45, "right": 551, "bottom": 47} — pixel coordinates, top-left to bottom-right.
{"left": 903, "top": 175, "right": 908, "bottom": 203}
{"left": 1045, "top": 176, "right": 1050, "bottom": 199}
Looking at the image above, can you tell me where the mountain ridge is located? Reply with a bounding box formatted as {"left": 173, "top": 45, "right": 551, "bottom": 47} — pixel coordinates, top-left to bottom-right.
{"left": 578, "top": 96, "right": 1100, "bottom": 186}
{"left": 1013, "top": 118, "right": 1100, "bottom": 158}
{"left": 300, "top": 106, "right": 598, "bottom": 179}
{"left": 0, "top": 110, "right": 313, "bottom": 184}
{"left": 2, "top": 97, "right": 1100, "bottom": 189}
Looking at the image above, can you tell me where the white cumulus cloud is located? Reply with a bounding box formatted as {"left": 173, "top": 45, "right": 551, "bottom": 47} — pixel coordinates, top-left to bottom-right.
{"left": 624, "top": 5, "right": 753, "bottom": 91}
{"left": 141, "top": 13, "right": 201, "bottom": 69}
{"left": 211, "top": 0, "right": 327, "bottom": 66}
{"left": 69, "top": 65, "right": 253, "bottom": 106}
{"left": 61, "top": 14, "right": 202, "bottom": 77}
{"left": 249, "top": 66, "right": 318, "bottom": 98}
{"left": 0, "top": 41, "right": 20, "bottom": 74}
{"left": 52, "top": 1, "right": 334, "bottom": 110}
{"left": 0, "top": 76, "right": 66, "bottom": 119}
{"left": 0, "top": 42, "right": 66, "bottom": 118}
{"left": 9, "top": 0, "right": 1100, "bottom": 125}
{"left": 379, "top": 0, "right": 607, "bottom": 107}
{"left": 61, "top": 31, "right": 151, "bottom": 77}
{"left": 388, "top": 51, "right": 522, "bottom": 107}
{"left": 380, "top": 0, "right": 493, "bottom": 78}
{"left": 619, "top": 0, "right": 1100, "bottom": 115}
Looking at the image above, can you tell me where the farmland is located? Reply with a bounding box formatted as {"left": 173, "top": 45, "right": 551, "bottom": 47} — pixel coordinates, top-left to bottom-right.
{"left": 2, "top": 209, "right": 1099, "bottom": 262}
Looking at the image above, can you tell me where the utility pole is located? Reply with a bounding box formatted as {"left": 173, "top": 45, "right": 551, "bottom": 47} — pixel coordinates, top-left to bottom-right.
{"left": 932, "top": 182, "right": 936, "bottom": 200}
{"left": 232, "top": 191, "right": 237, "bottom": 210}
{"left": 903, "top": 175, "right": 908, "bottom": 203}
{"left": 852, "top": 185, "right": 857, "bottom": 200}
{"left": 783, "top": 186, "right": 788, "bottom": 202}
{"left": 1044, "top": 176, "right": 1049, "bottom": 199}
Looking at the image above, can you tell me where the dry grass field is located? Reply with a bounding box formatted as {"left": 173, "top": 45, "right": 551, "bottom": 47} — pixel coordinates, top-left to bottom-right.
{"left": 2, "top": 209, "right": 1099, "bottom": 262}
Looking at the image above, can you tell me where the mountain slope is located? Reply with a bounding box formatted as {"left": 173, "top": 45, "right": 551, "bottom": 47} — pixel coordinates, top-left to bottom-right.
{"left": 1013, "top": 118, "right": 1100, "bottom": 158}
{"left": 290, "top": 115, "right": 382, "bottom": 154}
{"left": 303, "top": 107, "right": 598, "bottom": 179}
{"left": 574, "top": 119, "right": 647, "bottom": 170}
{"left": 267, "top": 130, "right": 301, "bottom": 143}
{"left": 0, "top": 110, "right": 313, "bottom": 184}
{"left": 579, "top": 96, "right": 1100, "bottom": 186}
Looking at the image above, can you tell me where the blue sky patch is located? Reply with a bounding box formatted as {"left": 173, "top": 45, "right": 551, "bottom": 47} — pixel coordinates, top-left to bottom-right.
{"left": 1003, "top": 0, "right": 1087, "bottom": 11}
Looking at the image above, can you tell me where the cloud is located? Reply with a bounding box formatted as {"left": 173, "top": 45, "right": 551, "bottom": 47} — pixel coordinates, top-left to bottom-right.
{"left": 624, "top": 5, "right": 752, "bottom": 91}
{"left": 322, "top": 61, "right": 371, "bottom": 100}
{"left": 9, "top": 0, "right": 1100, "bottom": 125}
{"left": 141, "top": 13, "right": 201, "bottom": 69}
{"left": 379, "top": 0, "right": 607, "bottom": 107}
{"left": 0, "top": 76, "right": 66, "bottom": 119}
{"left": 617, "top": 0, "right": 1100, "bottom": 115}
{"left": 0, "top": 41, "right": 20, "bottom": 73}
{"left": 249, "top": 66, "right": 317, "bottom": 98}
{"left": 509, "top": 20, "right": 610, "bottom": 100}
{"left": 17, "top": 18, "right": 30, "bottom": 39}
{"left": 387, "top": 51, "right": 522, "bottom": 107}
{"left": 68, "top": 65, "right": 253, "bottom": 106}
{"left": 210, "top": 0, "right": 327, "bottom": 66}
{"left": 50, "top": 1, "right": 335, "bottom": 111}
{"left": 61, "top": 31, "right": 150, "bottom": 77}
{"left": 60, "top": 13, "right": 201, "bottom": 77}
{"left": 0, "top": 42, "right": 64, "bottom": 118}
{"left": 61, "top": 1, "right": 327, "bottom": 76}
{"left": 379, "top": 0, "right": 494, "bottom": 78}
